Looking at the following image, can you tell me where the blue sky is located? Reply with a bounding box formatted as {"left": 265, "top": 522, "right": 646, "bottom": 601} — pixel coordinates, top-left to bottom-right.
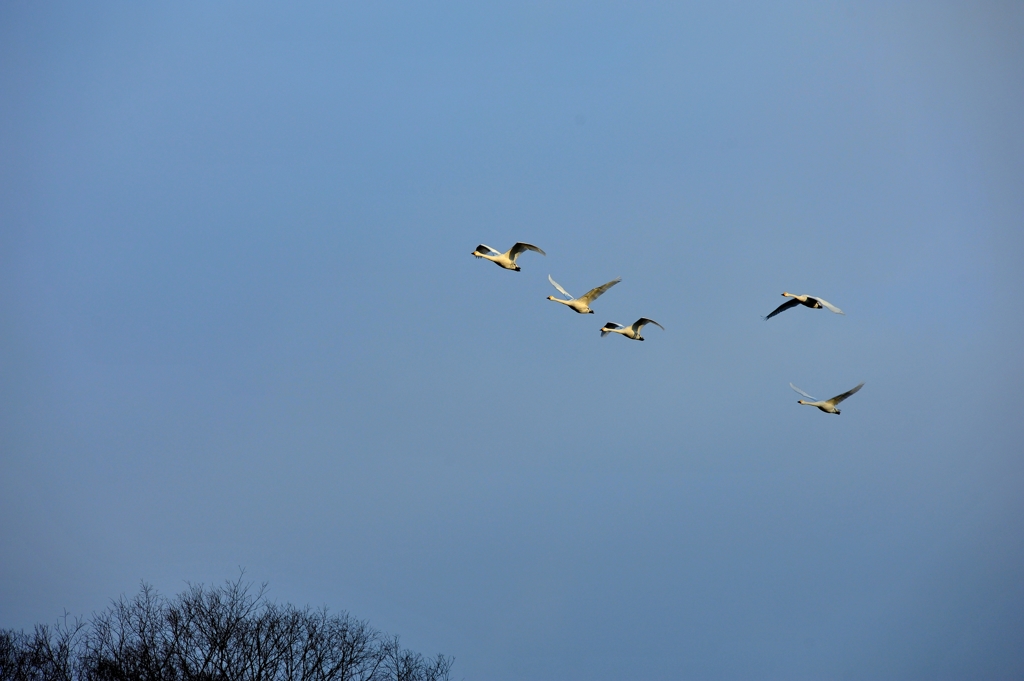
{"left": 2, "top": 3, "right": 1023, "bottom": 679}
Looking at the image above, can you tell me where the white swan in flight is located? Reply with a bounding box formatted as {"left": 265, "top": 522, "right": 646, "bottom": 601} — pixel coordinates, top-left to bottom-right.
{"left": 764, "top": 293, "right": 844, "bottom": 320}
{"left": 600, "top": 318, "right": 664, "bottom": 341}
{"left": 546, "top": 274, "right": 621, "bottom": 314}
{"left": 471, "top": 242, "right": 546, "bottom": 271}
{"left": 790, "top": 382, "right": 864, "bottom": 415}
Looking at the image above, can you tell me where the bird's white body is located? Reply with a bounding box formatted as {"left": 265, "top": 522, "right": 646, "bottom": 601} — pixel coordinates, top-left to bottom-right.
{"left": 471, "top": 242, "right": 545, "bottom": 271}
{"left": 764, "top": 292, "right": 844, "bottom": 320}
{"left": 600, "top": 318, "right": 664, "bottom": 341}
{"left": 546, "top": 275, "right": 620, "bottom": 314}
{"left": 790, "top": 382, "right": 864, "bottom": 414}
{"left": 548, "top": 297, "right": 597, "bottom": 314}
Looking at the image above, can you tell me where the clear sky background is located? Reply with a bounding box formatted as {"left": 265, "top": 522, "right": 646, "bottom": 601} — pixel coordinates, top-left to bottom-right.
{"left": 2, "top": 2, "right": 1023, "bottom": 679}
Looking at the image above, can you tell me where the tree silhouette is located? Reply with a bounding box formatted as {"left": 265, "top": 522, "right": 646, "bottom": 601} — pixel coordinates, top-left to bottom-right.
{"left": 0, "top": 576, "right": 452, "bottom": 681}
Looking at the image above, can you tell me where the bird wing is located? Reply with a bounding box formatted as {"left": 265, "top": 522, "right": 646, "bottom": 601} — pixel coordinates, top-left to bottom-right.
{"left": 548, "top": 274, "right": 574, "bottom": 299}
{"left": 508, "top": 242, "right": 546, "bottom": 258}
{"left": 827, "top": 382, "right": 864, "bottom": 406}
{"left": 810, "top": 297, "right": 845, "bottom": 315}
{"left": 474, "top": 244, "right": 500, "bottom": 255}
{"left": 634, "top": 318, "right": 664, "bottom": 331}
{"left": 600, "top": 322, "right": 623, "bottom": 337}
{"left": 763, "top": 299, "right": 800, "bottom": 320}
{"left": 789, "top": 383, "right": 818, "bottom": 401}
{"left": 579, "top": 277, "right": 621, "bottom": 304}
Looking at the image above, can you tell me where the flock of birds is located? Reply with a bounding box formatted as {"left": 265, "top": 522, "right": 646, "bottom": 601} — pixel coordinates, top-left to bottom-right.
{"left": 472, "top": 240, "right": 865, "bottom": 416}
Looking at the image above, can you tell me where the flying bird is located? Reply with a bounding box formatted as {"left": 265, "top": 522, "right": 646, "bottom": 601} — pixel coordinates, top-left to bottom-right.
{"left": 763, "top": 293, "right": 844, "bottom": 320}
{"left": 471, "top": 242, "right": 546, "bottom": 271}
{"left": 789, "top": 382, "right": 864, "bottom": 415}
{"left": 600, "top": 318, "right": 664, "bottom": 341}
{"left": 546, "top": 274, "right": 621, "bottom": 314}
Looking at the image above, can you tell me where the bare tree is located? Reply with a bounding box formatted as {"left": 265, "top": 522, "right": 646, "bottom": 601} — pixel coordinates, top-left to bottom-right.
{"left": 0, "top": 614, "right": 87, "bottom": 681}
{"left": 0, "top": 577, "right": 453, "bottom": 681}
{"left": 379, "top": 637, "right": 453, "bottom": 681}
